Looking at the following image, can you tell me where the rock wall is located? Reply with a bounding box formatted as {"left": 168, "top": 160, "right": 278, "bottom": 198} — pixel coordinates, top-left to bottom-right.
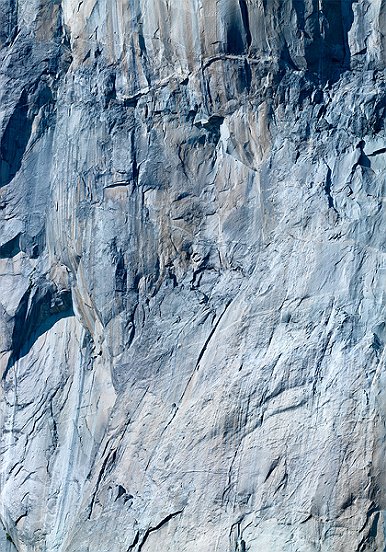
{"left": 0, "top": 1, "right": 385, "bottom": 550}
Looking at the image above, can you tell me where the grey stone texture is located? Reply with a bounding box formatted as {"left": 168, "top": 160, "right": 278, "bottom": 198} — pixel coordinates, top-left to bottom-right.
{"left": 0, "top": 0, "right": 385, "bottom": 550}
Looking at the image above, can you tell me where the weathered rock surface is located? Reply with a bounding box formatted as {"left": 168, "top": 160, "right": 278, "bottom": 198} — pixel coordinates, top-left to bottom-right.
{"left": 0, "top": 1, "right": 385, "bottom": 550}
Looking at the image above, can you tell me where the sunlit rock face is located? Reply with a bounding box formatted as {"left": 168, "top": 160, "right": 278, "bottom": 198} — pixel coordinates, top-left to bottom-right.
{"left": 0, "top": 1, "right": 385, "bottom": 551}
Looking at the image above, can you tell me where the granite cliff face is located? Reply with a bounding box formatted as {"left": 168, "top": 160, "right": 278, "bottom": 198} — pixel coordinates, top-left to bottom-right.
{"left": 0, "top": 1, "right": 385, "bottom": 551}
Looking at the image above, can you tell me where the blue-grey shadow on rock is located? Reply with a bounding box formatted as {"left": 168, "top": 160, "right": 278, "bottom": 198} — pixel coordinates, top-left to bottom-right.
{"left": 294, "top": 0, "right": 356, "bottom": 82}
{"left": 0, "top": 91, "right": 32, "bottom": 188}
{"left": 3, "top": 283, "right": 74, "bottom": 378}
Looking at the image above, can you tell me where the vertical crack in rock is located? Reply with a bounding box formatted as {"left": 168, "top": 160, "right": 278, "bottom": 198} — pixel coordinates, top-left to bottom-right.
{"left": 323, "top": 165, "right": 336, "bottom": 212}
{"left": 238, "top": 0, "right": 252, "bottom": 50}
{"left": 88, "top": 449, "right": 117, "bottom": 520}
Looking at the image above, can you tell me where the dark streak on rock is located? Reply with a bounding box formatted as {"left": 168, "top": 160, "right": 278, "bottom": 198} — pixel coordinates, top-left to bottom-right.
{"left": 136, "top": 511, "right": 183, "bottom": 552}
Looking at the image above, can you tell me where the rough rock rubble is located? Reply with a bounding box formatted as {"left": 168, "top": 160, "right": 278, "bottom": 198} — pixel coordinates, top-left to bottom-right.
{"left": 0, "top": 1, "right": 385, "bottom": 550}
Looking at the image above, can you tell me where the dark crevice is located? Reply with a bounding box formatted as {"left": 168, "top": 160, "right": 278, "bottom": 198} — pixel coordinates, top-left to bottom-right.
{"left": 357, "top": 510, "right": 380, "bottom": 552}
{"left": 237, "top": 60, "right": 252, "bottom": 94}
{"left": 123, "top": 95, "right": 140, "bottom": 109}
{"left": 192, "top": 301, "right": 231, "bottom": 373}
{"left": 293, "top": 0, "right": 306, "bottom": 31}
{"left": 115, "top": 253, "right": 128, "bottom": 294}
{"left": 137, "top": 511, "right": 183, "bottom": 552}
{"left": 226, "top": 3, "right": 249, "bottom": 55}
{"left": 138, "top": 33, "right": 147, "bottom": 57}
{"left": 324, "top": 166, "right": 337, "bottom": 211}
{"left": 263, "top": 458, "right": 280, "bottom": 483}
{"left": 167, "top": 266, "right": 178, "bottom": 288}
{"left": 102, "top": 71, "right": 116, "bottom": 107}
{"left": 14, "top": 513, "right": 27, "bottom": 526}
{"left": 104, "top": 182, "right": 131, "bottom": 190}
{"left": 236, "top": 539, "right": 247, "bottom": 552}
{"left": 357, "top": 140, "right": 371, "bottom": 168}
{"left": 238, "top": 0, "right": 252, "bottom": 49}
{"left": 340, "top": 493, "right": 354, "bottom": 510}
{"left": 130, "top": 131, "right": 139, "bottom": 186}
{"left": 127, "top": 531, "right": 139, "bottom": 552}
{"left": 369, "top": 147, "right": 386, "bottom": 156}
{"left": 194, "top": 115, "right": 224, "bottom": 144}
{"left": 88, "top": 449, "right": 117, "bottom": 519}
{"left": 115, "top": 484, "right": 127, "bottom": 501}
{"left": 358, "top": 151, "right": 371, "bottom": 168}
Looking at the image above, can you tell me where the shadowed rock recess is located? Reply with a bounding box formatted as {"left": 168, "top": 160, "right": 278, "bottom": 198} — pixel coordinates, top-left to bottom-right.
{"left": 0, "top": 0, "right": 385, "bottom": 551}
